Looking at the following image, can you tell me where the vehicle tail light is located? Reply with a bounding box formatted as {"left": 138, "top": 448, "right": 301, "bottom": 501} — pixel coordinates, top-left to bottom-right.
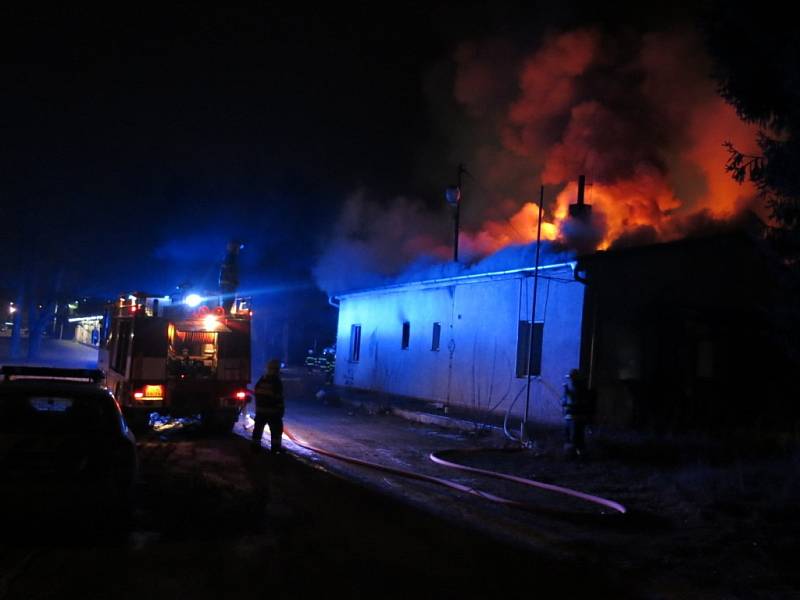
{"left": 144, "top": 384, "right": 164, "bottom": 399}
{"left": 235, "top": 391, "right": 247, "bottom": 400}
{"left": 134, "top": 385, "right": 164, "bottom": 400}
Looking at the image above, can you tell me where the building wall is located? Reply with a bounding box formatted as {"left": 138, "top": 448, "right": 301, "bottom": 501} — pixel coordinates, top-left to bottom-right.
{"left": 334, "top": 266, "right": 584, "bottom": 424}
{"left": 579, "top": 234, "right": 798, "bottom": 431}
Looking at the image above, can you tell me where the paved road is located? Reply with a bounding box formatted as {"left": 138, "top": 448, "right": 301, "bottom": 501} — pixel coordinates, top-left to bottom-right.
{"left": 0, "top": 338, "right": 98, "bottom": 369}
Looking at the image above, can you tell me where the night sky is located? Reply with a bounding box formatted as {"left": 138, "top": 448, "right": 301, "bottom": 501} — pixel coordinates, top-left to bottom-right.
{"left": 1, "top": 3, "right": 698, "bottom": 299}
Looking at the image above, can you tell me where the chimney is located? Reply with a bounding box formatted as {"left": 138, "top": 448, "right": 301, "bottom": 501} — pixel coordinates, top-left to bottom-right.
{"left": 568, "top": 175, "right": 592, "bottom": 222}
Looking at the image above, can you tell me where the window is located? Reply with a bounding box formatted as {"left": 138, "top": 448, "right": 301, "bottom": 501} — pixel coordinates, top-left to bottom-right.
{"left": 349, "top": 324, "right": 362, "bottom": 362}
{"left": 516, "top": 321, "right": 544, "bottom": 378}
{"left": 431, "top": 322, "right": 441, "bottom": 351}
{"left": 401, "top": 321, "right": 410, "bottom": 349}
{"left": 0, "top": 394, "right": 115, "bottom": 435}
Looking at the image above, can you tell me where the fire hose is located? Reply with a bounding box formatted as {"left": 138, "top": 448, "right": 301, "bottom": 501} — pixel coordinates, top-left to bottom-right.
{"left": 282, "top": 428, "right": 525, "bottom": 506}
{"left": 270, "top": 423, "right": 626, "bottom": 515}
{"left": 429, "top": 449, "right": 626, "bottom": 514}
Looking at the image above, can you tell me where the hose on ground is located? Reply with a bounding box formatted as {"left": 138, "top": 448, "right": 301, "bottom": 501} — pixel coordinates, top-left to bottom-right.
{"left": 429, "top": 449, "right": 626, "bottom": 514}
{"left": 282, "top": 427, "right": 530, "bottom": 508}
{"left": 276, "top": 425, "right": 626, "bottom": 515}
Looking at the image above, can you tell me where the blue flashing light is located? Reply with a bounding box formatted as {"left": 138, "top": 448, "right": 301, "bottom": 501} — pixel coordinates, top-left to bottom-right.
{"left": 185, "top": 294, "right": 203, "bottom": 307}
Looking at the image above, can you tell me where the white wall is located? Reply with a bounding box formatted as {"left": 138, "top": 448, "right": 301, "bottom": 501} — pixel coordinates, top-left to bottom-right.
{"left": 334, "top": 266, "right": 584, "bottom": 424}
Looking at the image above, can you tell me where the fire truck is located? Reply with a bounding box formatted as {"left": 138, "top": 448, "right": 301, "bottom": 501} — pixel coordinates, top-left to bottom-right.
{"left": 98, "top": 292, "right": 251, "bottom": 430}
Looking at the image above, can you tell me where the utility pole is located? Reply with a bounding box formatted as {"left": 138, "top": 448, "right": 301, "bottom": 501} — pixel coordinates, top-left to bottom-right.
{"left": 522, "top": 185, "right": 545, "bottom": 445}
{"left": 445, "top": 164, "right": 466, "bottom": 262}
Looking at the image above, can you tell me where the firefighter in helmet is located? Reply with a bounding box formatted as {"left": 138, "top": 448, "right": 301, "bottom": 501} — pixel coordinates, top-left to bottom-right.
{"left": 252, "top": 359, "right": 285, "bottom": 454}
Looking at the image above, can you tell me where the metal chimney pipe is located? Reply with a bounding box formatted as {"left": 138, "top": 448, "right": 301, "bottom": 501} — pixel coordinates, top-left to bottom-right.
{"left": 568, "top": 175, "right": 592, "bottom": 222}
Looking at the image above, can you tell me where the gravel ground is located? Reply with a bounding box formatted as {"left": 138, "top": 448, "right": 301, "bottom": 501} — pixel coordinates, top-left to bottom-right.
{"left": 241, "top": 373, "right": 800, "bottom": 599}
{"left": 0, "top": 430, "right": 627, "bottom": 599}
{"left": 2, "top": 352, "right": 796, "bottom": 599}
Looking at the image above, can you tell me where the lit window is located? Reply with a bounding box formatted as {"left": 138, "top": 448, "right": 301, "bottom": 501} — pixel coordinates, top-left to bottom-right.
{"left": 349, "top": 325, "right": 361, "bottom": 362}
{"left": 431, "top": 322, "right": 441, "bottom": 351}
{"left": 401, "top": 322, "right": 410, "bottom": 349}
{"left": 516, "top": 321, "right": 544, "bottom": 378}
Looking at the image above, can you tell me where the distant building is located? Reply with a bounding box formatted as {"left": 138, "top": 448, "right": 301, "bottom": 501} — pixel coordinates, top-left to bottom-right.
{"left": 58, "top": 297, "right": 108, "bottom": 346}
{"left": 333, "top": 231, "right": 799, "bottom": 431}
{"left": 333, "top": 262, "right": 583, "bottom": 424}
{"left": 72, "top": 315, "right": 104, "bottom": 346}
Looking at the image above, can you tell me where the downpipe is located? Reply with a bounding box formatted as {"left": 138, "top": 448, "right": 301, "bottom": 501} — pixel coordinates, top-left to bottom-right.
{"left": 503, "top": 387, "right": 526, "bottom": 444}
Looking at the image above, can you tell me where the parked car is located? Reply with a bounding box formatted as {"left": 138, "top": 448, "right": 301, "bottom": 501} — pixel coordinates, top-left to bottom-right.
{"left": 0, "top": 366, "right": 137, "bottom": 532}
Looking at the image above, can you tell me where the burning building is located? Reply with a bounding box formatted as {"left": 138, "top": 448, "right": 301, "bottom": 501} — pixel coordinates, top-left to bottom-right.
{"left": 331, "top": 220, "right": 797, "bottom": 432}
{"left": 576, "top": 227, "right": 797, "bottom": 431}
{"left": 333, "top": 260, "right": 583, "bottom": 425}
{"left": 322, "top": 27, "right": 798, "bottom": 432}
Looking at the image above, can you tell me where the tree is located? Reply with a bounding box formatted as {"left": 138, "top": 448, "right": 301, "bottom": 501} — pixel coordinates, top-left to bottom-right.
{"left": 703, "top": 5, "right": 800, "bottom": 262}
{"left": 7, "top": 231, "right": 64, "bottom": 362}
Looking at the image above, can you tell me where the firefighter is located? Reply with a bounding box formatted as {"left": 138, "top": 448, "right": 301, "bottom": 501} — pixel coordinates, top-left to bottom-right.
{"left": 252, "top": 359, "right": 285, "bottom": 454}
{"left": 562, "top": 369, "right": 594, "bottom": 458}
{"left": 305, "top": 349, "right": 316, "bottom": 372}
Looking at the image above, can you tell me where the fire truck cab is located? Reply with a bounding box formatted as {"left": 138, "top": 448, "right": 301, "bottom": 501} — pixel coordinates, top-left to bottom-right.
{"left": 99, "top": 293, "right": 251, "bottom": 430}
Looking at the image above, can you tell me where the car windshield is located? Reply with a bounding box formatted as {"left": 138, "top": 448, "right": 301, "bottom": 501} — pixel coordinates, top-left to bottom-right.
{"left": 0, "top": 392, "right": 116, "bottom": 435}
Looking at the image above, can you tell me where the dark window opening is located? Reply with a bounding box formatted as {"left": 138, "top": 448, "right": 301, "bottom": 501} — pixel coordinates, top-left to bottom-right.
{"left": 516, "top": 321, "right": 544, "bottom": 378}
{"left": 401, "top": 322, "right": 410, "bottom": 349}
{"left": 431, "top": 322, "right": 441, "bottom": 351}
{"left": 349, "top": 325, "right": 361, "bottom": 362}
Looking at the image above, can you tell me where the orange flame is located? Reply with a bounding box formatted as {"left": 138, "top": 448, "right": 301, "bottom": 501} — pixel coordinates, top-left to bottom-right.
{"left": 453, "top": 28, "right": 761, "bottom": 256}
{"left": 461, "top": 201, "right": 558, "bottom": 256}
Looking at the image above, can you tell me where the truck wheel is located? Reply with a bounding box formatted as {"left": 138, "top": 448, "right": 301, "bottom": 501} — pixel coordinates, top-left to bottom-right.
{"left": 203, "top": 411, "right": 238, "bottom": 435}
{"left": 123, "top": 409, "right": 150, "bottom": 434}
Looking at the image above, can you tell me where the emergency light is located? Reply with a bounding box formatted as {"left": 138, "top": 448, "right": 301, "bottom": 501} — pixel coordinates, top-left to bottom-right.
{"left": 203, "top": 314, "right": 218, "bottom": 330}
{"left": 185, "top": 294, "right": 203, "bottom": 307}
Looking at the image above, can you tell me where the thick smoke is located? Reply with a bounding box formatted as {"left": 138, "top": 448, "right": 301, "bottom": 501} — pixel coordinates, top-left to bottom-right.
{"left": 312, "top": 191, "right": 452, "bottom": 294}
{"left": 314, "top": 26, "right": 761, "bottom": 295}
{"left": 478, "top": 28, "right": 760, "bottom": 247}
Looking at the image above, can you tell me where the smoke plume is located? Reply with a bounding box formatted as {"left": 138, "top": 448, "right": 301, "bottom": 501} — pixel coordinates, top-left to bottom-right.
{"left": 315, "top": 26, "right": 760, "bottom": 295}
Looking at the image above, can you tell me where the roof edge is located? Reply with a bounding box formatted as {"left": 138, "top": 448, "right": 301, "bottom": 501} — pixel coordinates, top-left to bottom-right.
{"left": 335, "top": 261, "right": 577, "bottom": 299}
